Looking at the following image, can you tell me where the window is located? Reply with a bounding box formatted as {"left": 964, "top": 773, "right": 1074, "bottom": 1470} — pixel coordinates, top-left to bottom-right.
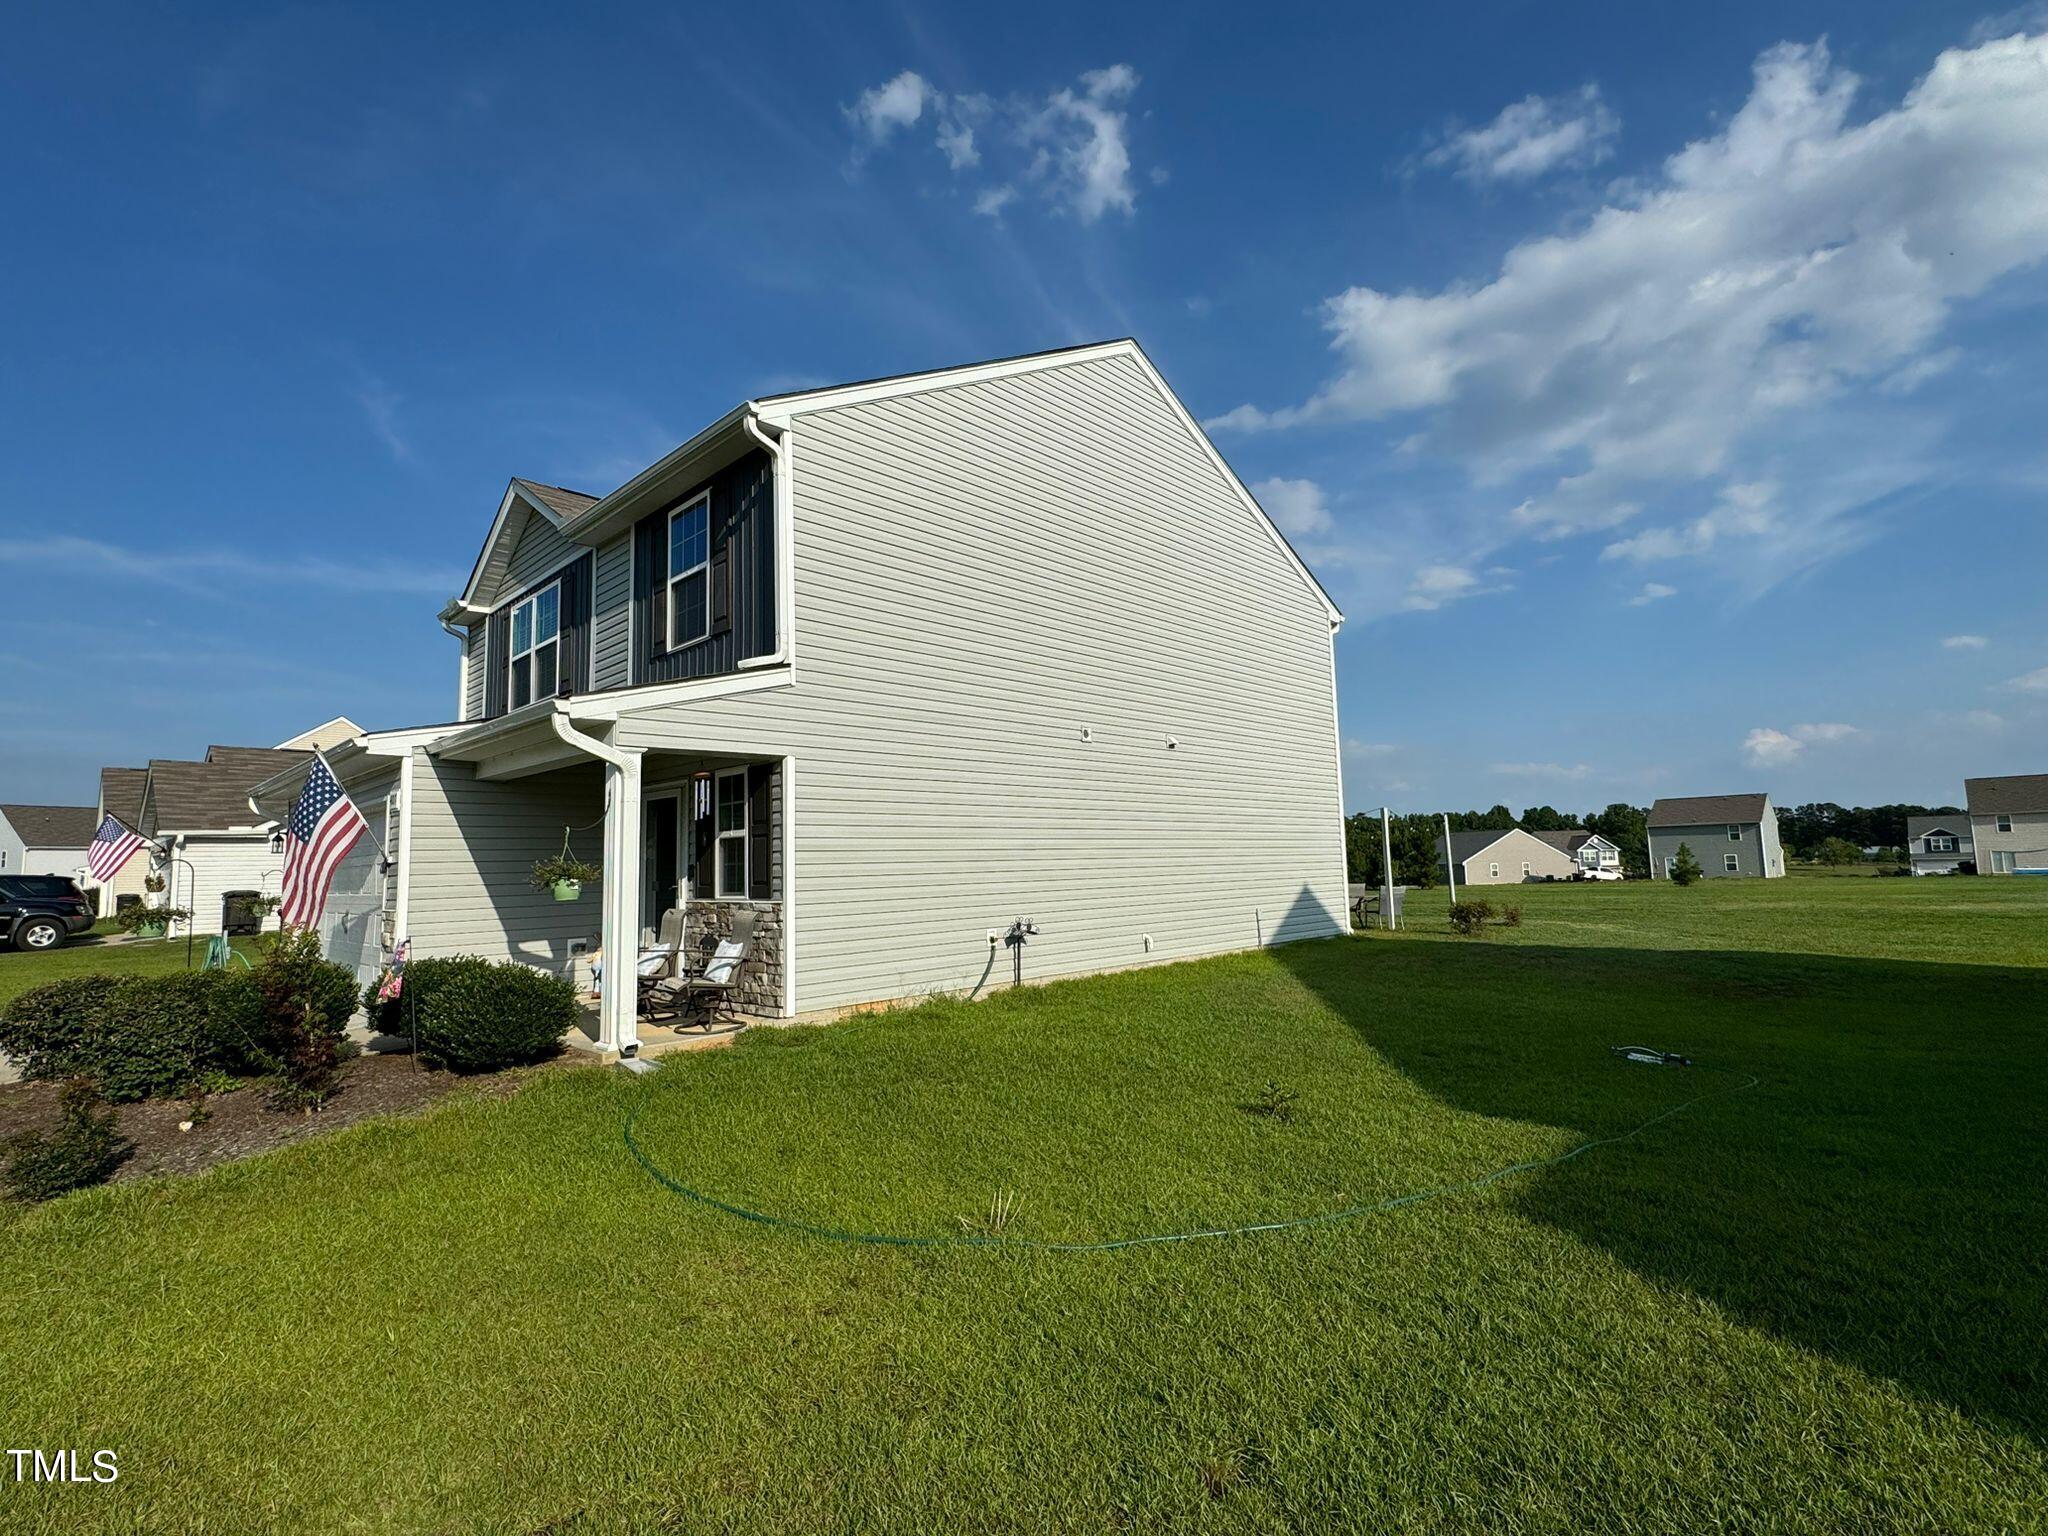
{"left": 508, "top": 581, "right": 560, "bottom": 709}
{"left": 1992, "top": 850, "right": 2016, "bottom": 873}
{"left": 1521, "top": 861, "right": 1532, "bottom": 876}
{"left": 714, "top": 769, "right": 748, "bottom": 898}
{"left": 0, "top": 850, "right": 7, "bottom": 869}
{"left": 1487, "top": 861, "right": 1500, "bottom": 879}
{"left": 667, "top": 495, "right": 710, "bottom": 650}
{"left": 1724, "top": 853, "right": 1740, "bottom": 872}
{"left": 1727, "top": 824, "right": 1742, "bottom": 841}
{"left": 1996, "top": 814, "right": 2013, "bottom": 833}
{"left": 1928, "top": 835, "right": 1956, "bottom": 853}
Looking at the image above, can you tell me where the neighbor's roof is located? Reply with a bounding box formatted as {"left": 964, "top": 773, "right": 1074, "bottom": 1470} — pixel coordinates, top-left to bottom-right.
{"left": 1964, "top": 774, "right": 2048, "bottom": 815}
{"left": 1906, "top": 814, "right": 1970, "bottom": 839}
{"left": 1442, "top": 829, "right": 1518, "bottom": 862}
{"left": 146, "top": 749, "right": 310, "bottom": 831}
{"left": 1648, "top": 794, "right": 1771, "bottom": 828}
{"left": 1530, "top": 829, "right": 1596, "bottom": 853}
{"left": 99, "top": 767, "right": 147, "bottom": 828}
{"left": 0, "top": 803, "right": 99, "bottom": 848}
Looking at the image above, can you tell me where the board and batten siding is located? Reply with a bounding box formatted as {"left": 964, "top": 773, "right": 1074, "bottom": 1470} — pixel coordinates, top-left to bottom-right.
{"left": 611, "top": 350, "right": 1345, "bottom": 1014}
{"left": 403, "top": 750, "right": 606, "bottom": 974}
{"left": 591, "top": 534, "right": 633, "bottom": 691}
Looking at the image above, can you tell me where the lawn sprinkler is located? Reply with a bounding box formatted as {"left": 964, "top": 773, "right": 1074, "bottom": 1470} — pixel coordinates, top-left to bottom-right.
{"left": 1611, "top": 1045, "right": 1693, "bottom": 1067}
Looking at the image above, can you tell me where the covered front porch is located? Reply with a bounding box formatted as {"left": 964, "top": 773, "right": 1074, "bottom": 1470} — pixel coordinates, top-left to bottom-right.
{"left": 420, "top": 704, "right": 790, "bottom": 1058}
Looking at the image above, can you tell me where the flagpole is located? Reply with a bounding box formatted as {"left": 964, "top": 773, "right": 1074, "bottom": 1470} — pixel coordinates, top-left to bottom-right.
{"left": 1443, "top": 813, "right": 1458, "bottom": 906}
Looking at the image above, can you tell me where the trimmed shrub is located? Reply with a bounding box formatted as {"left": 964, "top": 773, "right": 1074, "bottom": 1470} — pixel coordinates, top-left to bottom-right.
{"left": 1447, "top": 899, "right": 1496, "bottom": 936}
{"left": 243, "top": 928, "right": 359, "bottom": 1107}
{"left": 0, "top": 972, "right": 259, "bottom": 1102}
{"left": 3, "top": 1079, "right": 131, "bottom": 1202}
{"left": 0, "top": 977, "right": 123, "bottom": 1082}
{"left": 396, "top": 956, "right": 577, "bottom": 1073}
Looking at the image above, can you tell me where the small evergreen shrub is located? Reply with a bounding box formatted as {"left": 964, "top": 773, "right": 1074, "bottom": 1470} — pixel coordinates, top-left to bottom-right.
{"left": 3, "top": 1079, "right": 131, "bottom": 1202}
{"left": 397, "top": 956, "right": 577, "bottom": 1073}
{"left": 1670, "top": 843, "right": 1703, "bottom": 887}
{"left": 1447, "top": 899, "right": 1496, "bottom": 936}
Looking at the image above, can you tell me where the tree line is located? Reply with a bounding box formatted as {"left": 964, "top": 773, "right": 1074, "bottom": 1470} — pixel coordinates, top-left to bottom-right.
{"left": 1343, "top": 800, "right": 1964, "bottom": 887}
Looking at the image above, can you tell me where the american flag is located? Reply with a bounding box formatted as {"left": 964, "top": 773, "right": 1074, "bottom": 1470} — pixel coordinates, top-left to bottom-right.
{"left": 278, "top": 752, "right": 369, "bottom": 930}
{"left": 86, "top": 815, "right": 146, "bottom": 883}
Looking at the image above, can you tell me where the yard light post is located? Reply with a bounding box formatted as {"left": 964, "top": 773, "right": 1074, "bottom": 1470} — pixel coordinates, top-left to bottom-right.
{"left": 1443, "top": 814, "right": 1457, "bottom": 906}
{"left": 1380, "top": 806, "right": 1396, "bottom": 931}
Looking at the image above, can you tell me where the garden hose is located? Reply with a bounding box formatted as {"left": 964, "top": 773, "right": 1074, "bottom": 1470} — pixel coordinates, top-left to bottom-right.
{"left": 620, "top": 1046, "right": 1759, "bottom": 1253}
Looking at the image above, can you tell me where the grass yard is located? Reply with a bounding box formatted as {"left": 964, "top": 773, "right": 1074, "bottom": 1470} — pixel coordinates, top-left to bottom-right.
{"left": 1, "top": 878, "right": 2043, "bottom": 1532}
{"left": 0, "top": 933, "right": 262, "bottom": 1011}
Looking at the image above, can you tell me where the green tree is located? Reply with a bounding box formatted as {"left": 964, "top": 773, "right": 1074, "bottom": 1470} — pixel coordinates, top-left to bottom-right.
{"left": 1670, "top": 842, "right": 1703, "bottom": 887}
{"left": 1815, "top": 836, "right": 1864, "bottom": 866}
{"left": 1520, "top": 805, "right": 1582, "bottom": 832}
{"left": 1585, "top": 802, "right": 1650, "bottom": 877}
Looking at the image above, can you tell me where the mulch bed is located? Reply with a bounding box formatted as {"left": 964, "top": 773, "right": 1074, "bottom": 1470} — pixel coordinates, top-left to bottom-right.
{"left": 0, "top": 1051, "right": 568, "bottom": 1187}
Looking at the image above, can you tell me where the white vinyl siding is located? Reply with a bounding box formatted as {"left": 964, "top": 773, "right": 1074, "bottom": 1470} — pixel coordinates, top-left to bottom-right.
{"left": 591, "top": 534, "right": 633, "bottom": 691}
{"left": 150, "top": 832, "right": 291, "bottom": 938}
{"left": 609, "top": 350, "right": 1345, "bottom": 1013}
{"left": 462, "top": 627, "right": 487, "bottom": 722}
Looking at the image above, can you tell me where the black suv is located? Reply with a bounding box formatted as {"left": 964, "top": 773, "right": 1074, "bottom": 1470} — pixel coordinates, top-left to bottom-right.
{"left": 0, "top": 875, "right": 96, "bottom": 952}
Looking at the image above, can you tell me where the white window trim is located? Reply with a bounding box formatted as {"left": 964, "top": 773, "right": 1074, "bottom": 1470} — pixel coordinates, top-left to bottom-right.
{"left": 1928, "top": 835, "right": 1956, "bottom": 853}
{"left": 714, "top": 767, "right": 748, "bottom": 899}
{"left": 1726, "top": 824, "right": 1742, "bottom": 841}
{"left": 1521, "top": 861, "right": 1532, "bottom": 876}
{"left": 666, "top": 492, "right": 711, "bottom": 652}
{"left": 508, "top": 579, "right": 562, "bottom": 710}
{"left": 1995, "top": 814, "right": 2013, "bottom": 833}
{"left": 1724, "top": 853, "right": 1740, "bottom": 872}
{"left": 1487, "top": 861, "right": 1500, "bottom": 879}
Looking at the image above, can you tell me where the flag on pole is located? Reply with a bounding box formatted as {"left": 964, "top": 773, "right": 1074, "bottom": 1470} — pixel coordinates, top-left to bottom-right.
{"left": 278, "top": 752, "right": 369, "bottom": 930}
{"left": 86, "top": 815, "right": 147, "bottom": 884}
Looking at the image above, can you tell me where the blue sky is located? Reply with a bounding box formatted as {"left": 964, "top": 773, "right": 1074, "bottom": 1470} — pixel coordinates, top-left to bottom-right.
{"left": 3, "top": 1, "right": 2046, "bottom": 814}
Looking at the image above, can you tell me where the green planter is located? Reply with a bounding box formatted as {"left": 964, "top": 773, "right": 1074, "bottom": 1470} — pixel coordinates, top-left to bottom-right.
{"left": 552, "top": 880, "right": 583, "bottom": 903}
{"left": 132, "top": 919, "right": 167, "bottom": 939}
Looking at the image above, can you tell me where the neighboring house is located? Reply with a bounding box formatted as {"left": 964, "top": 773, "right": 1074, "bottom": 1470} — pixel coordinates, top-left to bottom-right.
{"left": 138, "top": 744, "right": 315, "bottom": 936}
{"left": 92, "top": 766, "right": 152, "bottom": 917}
{"left": 1905, "top": 813, "right": 1973, "bottom": 876}
{"left": 0, "top": 804, "right": 99, "bottom": 887}
{"left": 1441, "top": 828, "right": 1579, "bottom": 885}
{"left": 248, "top": 339, "right": 1348, "bottom": 1052}
{"left": 1647, "top": 794, "right": 1785, "bottom": 878}
{"left": 1531, "top": 829, "right": 1624, "bottom": 876}
{"left": 276, "top": 716, "right": 365, "bottom": 753}
{"left": 1964, "top": 774, "right": 2048, "bottom": 875}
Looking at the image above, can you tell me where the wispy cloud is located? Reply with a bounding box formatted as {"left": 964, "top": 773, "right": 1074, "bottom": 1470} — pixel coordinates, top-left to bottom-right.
{"left": 2006, "top": 665, "right": 2048, "bottom": 693}
{"left": 1421, "top": 84, "right": 1619, "bottom": 183}
{"left": 1252, "top": 476, "right": 1332, "bottom": 537}
{"left": 0, "top": 536, "right": 461, "bottom": 597}
{"left": 1943, "top": 633, "right": 1989, "bottom": 650}
{"left": 1628, "top": 582, "right": 1678, "bottom": 606}
{"left": 1743, "top": 721, "right": 1862, "bottom": 765}
{"left": 1490, "top": 761, "right": 1594, "bottom": 780}
{"left": 355, "top": 376, "right": 412, "bottom": 462}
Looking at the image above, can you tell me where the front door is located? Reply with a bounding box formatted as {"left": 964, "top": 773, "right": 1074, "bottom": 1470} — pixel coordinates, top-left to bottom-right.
{"left": 644, "top": 793, "right": 681, "bottom": 934}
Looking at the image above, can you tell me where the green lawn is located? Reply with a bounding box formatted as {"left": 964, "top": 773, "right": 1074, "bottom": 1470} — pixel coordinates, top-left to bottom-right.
{"left": 1, "top": 878, "right": 2042, "bottom": 1532}
{"left": 0, "top": 933, "right": 263, "bottom": 1011}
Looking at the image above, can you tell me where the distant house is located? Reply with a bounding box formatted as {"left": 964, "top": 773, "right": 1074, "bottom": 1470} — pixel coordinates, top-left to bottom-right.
{"left": 276, "top": 716, "right": 364, "bottom": 752}
{"left": 1531, "top": 829, "right": 1624, "bottom": 877}
{"left": 93, "top": 767, "right": 151, "bottom": 917}
{"left": 0, "top": 804, "right": 98, "bottom": 885}
{"left": 1905, "top": 813, "right": 1973, "bottom": 876}
{"left": 1647, "top": 794, "right": 1784, "bottom": 879}
{"left": 1964, "top": 774, "right": 2048, "bottom": 875}
{"left": 137, "top": 744, "right": 316, "bottom": 936}
{"left": 1441, "top": 827, "right": 1579, "bottom": 885}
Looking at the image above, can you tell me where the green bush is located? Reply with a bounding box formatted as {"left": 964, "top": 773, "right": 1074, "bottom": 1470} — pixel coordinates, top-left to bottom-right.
{"left": 3, "top": 1079, "right": 131, "bottom": 1202}
{"left": 389, "top": 956, "right": 577, "bottom": 1073}
{"left": 0, "top": 972, "right": 259, "bottom": 1102}
{"left": 243, "top": 928, "right": 359, "bottom": 1107}
{"left": 1670, "top": 843, "right": 1703, "bottom": 887}
{"left": 1447, "top": 899, "right": 1496, "bottom": 936}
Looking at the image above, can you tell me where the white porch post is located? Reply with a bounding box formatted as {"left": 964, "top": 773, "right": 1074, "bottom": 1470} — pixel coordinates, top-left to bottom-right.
{"left": 598, "top": 748, "right": 644, "bottom": 1054}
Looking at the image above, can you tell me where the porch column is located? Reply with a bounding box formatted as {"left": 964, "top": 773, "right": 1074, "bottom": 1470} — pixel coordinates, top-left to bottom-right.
{"left": 598, "top": 748, "right": 644, "bottom": 1054}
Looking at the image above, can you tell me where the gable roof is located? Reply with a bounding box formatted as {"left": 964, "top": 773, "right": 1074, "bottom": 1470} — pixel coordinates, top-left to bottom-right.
{"left": 0, "top": 804, "right": 98, "bottom": 849}
{"left": 446, "top": 339, "right": 1341, "bottom": 629}
{"left": 1530, "top": 829, "right": 1602, "bottom": 853}
{"left": 1648, "top": 794, "right": 1771, "bottom": 828}
{"left": 1442, "top": 829, "right": 1518, "bottom": 862}
{"left": 1906, "top": 814, "right": 1970, "bottom": 840}
{"left": 145, "top": 749, "right": 310, "bottom": 832}
{"left": 99, "top": 767, "right": 146, "bottom": 828}
{"left": 1965, "top": 774, "right": 2048, "bottom": 815}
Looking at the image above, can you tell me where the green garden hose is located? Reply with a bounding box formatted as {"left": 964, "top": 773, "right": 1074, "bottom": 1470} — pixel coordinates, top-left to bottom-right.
{"left": 621, "top": 1048, "right": 1759, "bottom": 1253}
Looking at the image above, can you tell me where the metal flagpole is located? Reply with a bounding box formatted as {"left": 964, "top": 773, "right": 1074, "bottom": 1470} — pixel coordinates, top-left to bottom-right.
{"left": 1380, "top": 805, "right": 1396, "bottom": 931}
{"left": 1443, "top": 813, "right": 1458, "bottom": 905}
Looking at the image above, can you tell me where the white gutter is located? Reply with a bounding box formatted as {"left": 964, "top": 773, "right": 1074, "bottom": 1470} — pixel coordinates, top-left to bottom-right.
{"left": 739, "top": 410, "right": 792, "bottom": 671}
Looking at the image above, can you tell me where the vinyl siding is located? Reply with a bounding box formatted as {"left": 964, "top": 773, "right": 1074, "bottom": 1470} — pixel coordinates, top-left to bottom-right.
{"left": 610, "top": 350, "right": 1345, "bottom": 1013}
{"left": 462, "top": 626, "right": 487, "bottom": 722}
{"left": 591, "top": 534, "right": 633, "bottom": 691}
{"left": 496, "top": 510, "right": 578, "bottom": 602}
{"left": 1970, "top": 810, "right": 2048, "bottom": 873}
{"left": 1649, "top": 812, "right": 1784, "bottom": 878}
{"left": 404, "top": 750, "right": 605, "bottom": 975}
{"left": 150, "top": 834, "right": 283, "bottom": 937}
{"left": 1453, "top": 829, "right": 1577, "bottom": 885}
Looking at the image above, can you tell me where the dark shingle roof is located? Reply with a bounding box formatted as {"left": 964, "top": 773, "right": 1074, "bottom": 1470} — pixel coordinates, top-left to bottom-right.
{"left": 1442, "top": 829, "right": 1517, "bottom": 862}
{"left": 1530, "top": 829, "right": 1594, "bottom": 853}
{"left": 1965, "top": 774, "right": 2048, "bottom": 815}
{"left": 146, "top": 749, "right": 310, "bottom": 832}
{"left": 1906, "top": 814, "right": 1970, "bottom": 839}
{"left": 511, "top": 478, "right": 600, "bottom": 520}
{"left": 99, "top": 767, "right": 146, "bottom": 828}
{"left": 0, "top": 804, "right": 99, "bottom": 848}
{"left": 1648, "top": 794, "right": 1771, "bottom": 828}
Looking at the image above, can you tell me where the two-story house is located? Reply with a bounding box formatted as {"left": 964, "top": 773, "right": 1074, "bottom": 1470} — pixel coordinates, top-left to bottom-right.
{"left": 1964, "top": 774, "right": 2048, "bottom": 875}
{"left": 1904, "top": 812, "right": 1973, "bottom": 876}
{"left": 1646, "top": 794, "right": 1784, "bottom": 878}
{"left": 247, "top": 340, "right": 1349, "bottom": 1055}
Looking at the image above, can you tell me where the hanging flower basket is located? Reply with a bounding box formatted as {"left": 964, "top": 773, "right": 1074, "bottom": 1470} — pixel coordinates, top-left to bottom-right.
{"left": 532, "top": 850, "right": 601, "bottom": 902}
{"left": 552, "top": 879, "right": 583, "bottom": 903}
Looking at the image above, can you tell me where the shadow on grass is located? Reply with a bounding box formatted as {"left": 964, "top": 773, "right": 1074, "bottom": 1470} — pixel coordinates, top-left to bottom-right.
{"left": 1273, "top": 926, "right": 2047, "bottom": 1445}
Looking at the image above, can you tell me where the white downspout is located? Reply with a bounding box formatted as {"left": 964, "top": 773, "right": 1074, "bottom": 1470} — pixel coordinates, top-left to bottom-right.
{"left": 442, "top": 601, "right": 490, "bottom": 721}
{"left": 550, "top": 713, "right": 644, "bottom": 1056}
{"left": 739, "top": 411, "right": 792, "bottom": 670}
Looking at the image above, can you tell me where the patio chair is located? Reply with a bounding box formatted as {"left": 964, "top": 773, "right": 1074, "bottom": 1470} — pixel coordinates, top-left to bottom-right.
{"left": 656, "top": 908, "right": 759, "bottom": 1031}
{"left": 636, "top": 908, "right": 686, "bottom": 1021}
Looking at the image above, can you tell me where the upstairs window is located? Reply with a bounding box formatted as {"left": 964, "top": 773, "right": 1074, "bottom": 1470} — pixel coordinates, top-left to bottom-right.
{"left": 1487, "top": 861, "right": 1500, "bottom": 879}
{"left": 714, "top": 769, "right": 748, "bottom": 898}
{"left": 668, "top": 495, "right": 710, "bottom": 650}
{"left": 1996, "top": 814, "right": 2013, "bottom": 833}
{"left": 1928, "top": 835, "right": 1957, "bottom": 853}
{"left": 509, "top": 582, "right": 560, "bottom": 709}
{"left": 1726, "top": 824, "right": 1742, "bottom": 841}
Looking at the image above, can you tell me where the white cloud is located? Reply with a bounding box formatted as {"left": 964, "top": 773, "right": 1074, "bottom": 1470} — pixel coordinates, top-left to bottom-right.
{"left": 1402, "top": 564, "right": 1479, "bottom": 611}
{"left": 2007, "top": 665, "right": 2048, "bottom": 693}
{"left": 847, "top": 71, "right": 933, "bottom": 144}
{"left": 1424, "top": 84, "right": 1619, "bottom": 182}
{"left": 1490, "top": 761, "right": 1594, "bottom": 780}
{"left": 848, "top": 65, "right": 1146, "bottom": 222}
{"left": 1252, "top": 476, "right": 1333, "bottom": 537}
{"left": 1213, "top": 32, "right": 2048, "bottom": 598}
{"left": 0, "top": 535, "right": 461, "bottom": 597}
{"left": 1628, "top": 581, "right": 1678, "bottom": 605}
{"left": 1743, "top": 720, "right": 1862, "bottom": 765}
{"left": 1344, "top": 740, "right": 1399, "bottom": 758}
{"left": 1963, "top": 709, "right": 2006, "bottom": 730}
{"left": 355, "top": 378, "right": 410, "bottom": 463}
{"left": 1943, "top": 633, "right": 1990, "bottom": 650}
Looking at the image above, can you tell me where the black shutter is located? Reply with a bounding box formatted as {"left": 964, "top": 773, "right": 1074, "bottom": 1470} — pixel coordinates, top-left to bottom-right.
{"left": 747, "top": 763, "right": 773, "bottom": 899}
{"left": 556, "top": 553, "right": 592, "bottom": 698}
{"left": 638, "top": 514, "right": 668, "bottom": 665}
{"left": 709, "top": 498, "right": 732, "bottom": 636}
{"left": 691, "top": 781, "right": 714, "bottom": 899}
{"left": 483, "top": 608, "right": 510, "bottom": 719}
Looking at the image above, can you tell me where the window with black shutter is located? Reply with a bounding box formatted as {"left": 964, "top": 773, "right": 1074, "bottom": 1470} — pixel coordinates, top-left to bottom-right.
{"left": 667, "top": 494, "right": 710, "bottom": 649}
